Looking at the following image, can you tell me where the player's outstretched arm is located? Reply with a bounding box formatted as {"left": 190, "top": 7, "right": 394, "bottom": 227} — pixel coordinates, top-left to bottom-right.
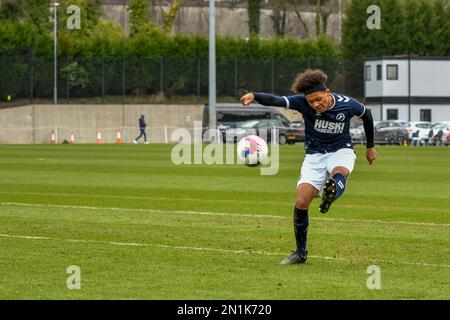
{"left": 240, "top": 92, "right": 287, "bottom": 108}
{"left": 360, "top": 109, "right": 377, "bottom": 165}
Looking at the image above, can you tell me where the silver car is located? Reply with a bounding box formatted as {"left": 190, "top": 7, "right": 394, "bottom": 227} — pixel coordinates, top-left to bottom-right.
{"left": 225, "top": 119, "right": 289, "bottom": 144}
{"left": 350, "top": 120, "right": 365, "bottom": 144}
{"left": 373, "top": 121, "right": 409, "bottom": 145}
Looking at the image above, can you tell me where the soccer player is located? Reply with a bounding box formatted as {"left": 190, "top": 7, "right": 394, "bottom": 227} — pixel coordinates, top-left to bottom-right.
{"left": 240, "top": 69, "right": 377, "bottom": 265}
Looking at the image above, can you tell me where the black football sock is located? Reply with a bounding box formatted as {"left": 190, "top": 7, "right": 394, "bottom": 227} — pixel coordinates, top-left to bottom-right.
{"left": 332, "top": 172, "right": 347, "bottom": 200}
{"left": 293, "top": 207, "right": 309, "bottom": 257}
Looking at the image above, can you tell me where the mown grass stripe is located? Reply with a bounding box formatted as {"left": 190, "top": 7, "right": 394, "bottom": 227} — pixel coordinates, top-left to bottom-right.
{"left": 1, "top": 233, "right": 449, "bottom": 269}
{"left": 1, "top": 201, "right": 449, "bottom": 228}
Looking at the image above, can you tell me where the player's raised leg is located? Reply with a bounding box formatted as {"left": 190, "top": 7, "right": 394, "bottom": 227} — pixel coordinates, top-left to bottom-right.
{"left": 319, "top": 148, "right": 356, "bottom": 214}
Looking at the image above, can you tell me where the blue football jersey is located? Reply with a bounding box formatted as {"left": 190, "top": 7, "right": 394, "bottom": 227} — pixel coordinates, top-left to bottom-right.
{"left": 283, "top": 93, "right": 366, "bottom": 154}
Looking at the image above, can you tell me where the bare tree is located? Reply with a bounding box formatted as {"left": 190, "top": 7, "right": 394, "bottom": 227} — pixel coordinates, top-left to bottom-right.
{"left": 315, "top": 0, "right": 322, "bottom": 35}
{"left": 268, "top": 0, "right": 289, "bottom": 37}
{"left": 319, "top": 0, "right": 337, "bottom": 35}
{"left": 291, "top": 0, "right": 311, "bottom": 38}
{"left": 269, "top": 0, "right": 315, "bottom": 38}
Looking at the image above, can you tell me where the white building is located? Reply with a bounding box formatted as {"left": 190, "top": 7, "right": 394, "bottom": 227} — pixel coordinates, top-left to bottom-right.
{"left": 364, "top": 56, "right": 450, "bottom": 122}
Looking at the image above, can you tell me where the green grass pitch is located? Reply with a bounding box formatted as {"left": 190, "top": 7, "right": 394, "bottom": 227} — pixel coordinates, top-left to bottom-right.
{"left": 0, "top": 144, "right": 449, "bottom": 299}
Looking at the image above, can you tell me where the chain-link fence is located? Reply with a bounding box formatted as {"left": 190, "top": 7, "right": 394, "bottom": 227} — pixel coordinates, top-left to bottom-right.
{"left": 0, "top": 53, "right": 364, "bottom": 105}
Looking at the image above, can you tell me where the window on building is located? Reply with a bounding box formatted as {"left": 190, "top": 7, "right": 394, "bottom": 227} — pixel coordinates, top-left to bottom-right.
{"left": 365, "top": 65, "right": 371, "bottom": 81}
{"left": 386, "top": 64, "right": 398, "bottom": 80}
{"left": 387, "top": 109, "right": 398, "bottom": 120}
{"left": 420, "top": 109, "right": 431, "bottom": 122}
{"left": 376, "top": 64, "right": 382, "bottom": 80}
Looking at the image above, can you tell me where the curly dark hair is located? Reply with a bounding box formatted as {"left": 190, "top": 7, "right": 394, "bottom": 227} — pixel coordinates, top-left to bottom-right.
{"left": 291, "top": 69, "right": 328, "bottom": 94}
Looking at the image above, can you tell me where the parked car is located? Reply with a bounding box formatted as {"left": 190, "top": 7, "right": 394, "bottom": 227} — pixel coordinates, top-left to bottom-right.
{"left": 225, "top": 119, "right": 289, "bottom": 144}
{"left": 445, "top": 126, "right": 450, "bottom": 145}
{"left": 286, "top": 121, "right": 305, "bottom": 144}
{"left": 373, "top": 120, "right": 409, "bottom": 145}
{"left": 404, "top": 121, "right": 433, "bottom": 145}
{"left": 428, "top": 122, "right": 443, "bottom": 145}
{"left": 428, "top": 122, "right": 450, "bottom": 145}
{"left": 202, "top": 103, "right": 290, "bottom": 143}
{"left": 350, "top": 120, "right": 365, "bottom": 144}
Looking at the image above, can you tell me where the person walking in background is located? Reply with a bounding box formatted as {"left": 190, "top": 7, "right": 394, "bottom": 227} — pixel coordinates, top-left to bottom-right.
{"left": 133, "top": 114, "right": 149, "bottom": 144}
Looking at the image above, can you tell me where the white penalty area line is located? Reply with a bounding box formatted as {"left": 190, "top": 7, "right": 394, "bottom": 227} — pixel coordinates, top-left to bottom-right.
{"left": 1, "top": 201, "right": 450, "bottom": 228}
{"left": 1, "top": 233, "right": 449, "bottom": 269}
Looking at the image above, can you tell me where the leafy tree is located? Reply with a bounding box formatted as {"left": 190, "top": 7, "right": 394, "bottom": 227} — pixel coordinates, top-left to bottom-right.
{"left": 128, "top": 0, "right": 150, "bottom": 36}
{"left": 430, "top": 0, "right": 450, "bottom": 55}
{"left": 159, "top": 0, "right": 184, "bottom": 33}
{"left": 61, "top": 61, "right": 89, "bottom": 88}
{"left": 57, "top": 0, "right": 103, "bottom": 48}
{"left": 248, "top": 0, "right": 261, "bottom": 36}
{"left": 342, "top": 0, "right": 408, "bottom": 96}
{"left": 0, "top": 20, "right": 37, "bottom": 52}
{"left": 66, "top": 0, "right": 102, "bottom": 33}
{"left": 345, "top": 0, "right": 408, "bottom": 58}
{"left": 404, "top": 0, "right": 436, "bottom": 55}
{"left": 0, "top": 0, "right": 52, "bottom": 35}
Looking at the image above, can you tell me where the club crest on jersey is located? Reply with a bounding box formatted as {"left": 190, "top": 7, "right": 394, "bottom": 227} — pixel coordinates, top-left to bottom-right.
{"left": 336, "top": 113, "right": 346, "bottom": 121}
{"left": 314, "top": 119, "right": 345, "bottom": 134}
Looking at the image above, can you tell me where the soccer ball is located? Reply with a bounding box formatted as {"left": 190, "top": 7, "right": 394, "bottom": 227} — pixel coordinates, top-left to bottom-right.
{"left": 237, "top": 135, "right": 268, "bottom": 166}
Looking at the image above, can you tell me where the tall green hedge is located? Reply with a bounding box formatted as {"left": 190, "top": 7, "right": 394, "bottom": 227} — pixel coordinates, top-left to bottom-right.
{"left": 0, "top": 0, "right": 342, "bottom": 100}
{"left": 0, "top": 22, "right": 340, "bottom": 100}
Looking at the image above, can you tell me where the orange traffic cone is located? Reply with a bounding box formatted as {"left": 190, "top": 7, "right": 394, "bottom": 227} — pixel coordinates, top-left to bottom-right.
{"left": 69, "top": 131, "right": 76, "bottom": 144}
{"left": 51, "top": 130, "right": 57, "bottom": 144}
{"left": 96, "top": 130, "right": 103, "bottom": 144}
{"left": 116, "top": 129, "right": 123, "bottom": 144}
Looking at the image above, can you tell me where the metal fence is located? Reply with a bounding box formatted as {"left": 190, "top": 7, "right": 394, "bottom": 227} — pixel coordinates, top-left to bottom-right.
{"left": 0, "top": 54, "right": 363, "bottom": 105}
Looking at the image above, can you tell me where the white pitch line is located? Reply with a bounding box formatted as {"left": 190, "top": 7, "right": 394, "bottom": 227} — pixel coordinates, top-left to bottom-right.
{"left": 1, "top": 233, "right": 449, "bottom": 269}
{"left": 0, "top": 233, "right": 337, "bottom": 260}
{"left": 373, "top": 259, "right": 450, "bottom": 269}
{"left": 311, "top": 216, "right": 450, "bottom": 227}
{"left": 1, "top": 201, "right": 450, "bottom": 228}
{"left": 1, "top": 190, "right": 445, "bottom": 215}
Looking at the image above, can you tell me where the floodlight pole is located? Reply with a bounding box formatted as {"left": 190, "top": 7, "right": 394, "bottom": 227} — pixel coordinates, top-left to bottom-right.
{"left": 53, "top": 2, "right": 59, "bottom": 105}
{"left": 208, "top": 0, "right": 217, "bottom": 139}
